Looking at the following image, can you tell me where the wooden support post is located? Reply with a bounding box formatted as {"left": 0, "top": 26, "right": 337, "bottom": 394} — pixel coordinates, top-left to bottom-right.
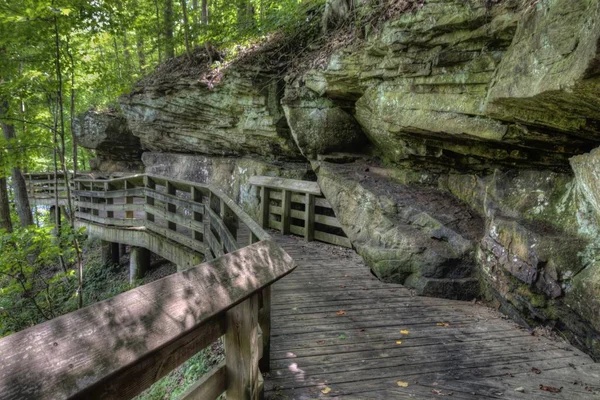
{"left": 166, "top": 181, "right": 176, "bottom": 231}
{"left": 120, "top": 244, "right": 127, "bottom": 258}
{"left": 125, "top": 180, "right": 134, "bottom": 219}
{"left": 249, "top": 231, "right": 258, "bottom": 246}
{"left": 226, "top": 293, "right": 261, "bottom": 400}
{"left": 305, "top": 193, "right": 315, "bottom": 242}
{"left": 258, "top": 286, "right": 272, "bottom": 373}
{"left": 111, "top": 242, "right": 120, "bottom": 265}
{"left": 281, "top": 189, "right": 291, "bottom": 235}
{"left": 260, "top": 186, "right": 270, "bottom": 229}
{"left": 105, "top": 182, "right": 114, "bottom": 219}
{"left": 144, "top": 176, "right": 155, "bottom": 223}
{"left": 191, "top": 186, "right": 204, "bottom": 243}
{"left": 129, "top": 246, "right": 150, "bottom": 283}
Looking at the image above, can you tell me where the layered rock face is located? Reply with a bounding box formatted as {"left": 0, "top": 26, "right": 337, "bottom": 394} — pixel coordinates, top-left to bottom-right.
{"left": 73, "top": 110, "right": 144, "bottom": 172}
{"left": 74, "top": 0, "right": 600, "bottom": 358}
{"left": 120, "top": 70, "right": 302, "bottom": 161}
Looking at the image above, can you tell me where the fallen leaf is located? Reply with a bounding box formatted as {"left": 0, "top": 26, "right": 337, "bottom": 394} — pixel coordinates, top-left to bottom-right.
{"left": 339, "top": 285, "right": 346, "bottom": 288}
{"left": 432, "top": 389, "right": 443, "bottom": 395}
{"left": 539, "top": 385, "right": 562, "bottom": 393}
{"left": 321, "top": 387, "right": 332, "bottom": 394}
{"left": 400, "top": 329, "right": 410, "bottom": 334}
{"left": 336, "top": 310, "right": 346, "bottom": 316}
{"left": 436, "top": 322, "right": 450, "bottom": 327}
{"left": 396, "top": 340, "right": 403, "bottom": 345}
{"left": 316, "top": 340, "right": 325, "bottom": 345}
{"left": 531, "top": 367, "right": 542, "bottom": 374}
{"left": 514, "top": 387, "right": 525, "bottom": 393}
{"left": 338, "top": 334, "right": 347, "bottom": 339}
{"left": 397, "top": 381, "right": 409, "bottom": 387}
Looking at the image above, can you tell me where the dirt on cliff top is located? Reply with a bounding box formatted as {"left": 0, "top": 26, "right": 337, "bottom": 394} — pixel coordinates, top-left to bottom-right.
{"left": 135, "top": 0, "right": 423, "bottom": 90}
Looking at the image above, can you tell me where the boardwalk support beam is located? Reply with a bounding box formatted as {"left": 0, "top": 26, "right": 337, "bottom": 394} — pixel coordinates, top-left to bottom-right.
{"left": 129, "top": 246, "right": 150, "bottom": 283}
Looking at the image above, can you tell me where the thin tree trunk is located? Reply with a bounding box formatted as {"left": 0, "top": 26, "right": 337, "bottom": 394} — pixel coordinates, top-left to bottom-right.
{"left": 164, "top": 0, "right": 175, "bottom": 59}
{"left": 0, "top": 177, "right": 12, "bottom": 232}
{"left": 192, "top": 0, "right": 198, "bottom": 26}
{"left": 0, "top": 101, "right": 33, "bottom": 227}
{"left": 66, "top": 38, "right": 77, "bottom": 176}
{"left": 202, "top": 0, "right": 208, "bottom": 24}
{"left": 112, "top": 37, "right": 122, "bottom": 80}
{"left": 136, "top": 33, "right": 146, "bottom": 73}
{"left": 154, "top": 0, "right": 163, "bottom": 63}
{"left": 55, "top": 16, "right": 83, "bottom": 309}
{"left": 180, "top": 0, "right": 192, "bottom": 58}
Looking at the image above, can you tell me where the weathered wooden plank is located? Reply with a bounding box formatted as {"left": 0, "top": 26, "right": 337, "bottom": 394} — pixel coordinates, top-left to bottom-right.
{"left": 145, "top": 190, "right": 205, "bottom": 214}
{"left": 73, "top": 187, "right": 144, "bottom": 199}
{"left": 269, "top": 204, "right": 283, "bottom": 216}
{"left": 0, "top": 240, "right": 294, "bottom": 400}
{"left": 225, "top": 294, "right": 261, "bottom": 400}
{"left": 209, "top": 185, "right": 270, "bottom": 242}
{"left": 314, "top": 213, "right": 342, "bottom": 228}
{"left": 75, "top": 212, "right": 139, "bottom": 227}
{"left": 289, "top": 224, "right": 305, "bottom": 237}
{"left": 269, "top": 219, "right": 282, "bottom": 231}
{"left": 144, "top": 204, "right": 205, "bottom": 234}
{"left": 248, "top": 176, "right": 321, "bottom": 196}
{"left": 314, "top": 230, "right": 352, "bottom": 248}
{"left": 205, "top": 206, "right": 237, "bottom": 253}
{"left": 176, "top": 361, "right": 226, "bottom": 400}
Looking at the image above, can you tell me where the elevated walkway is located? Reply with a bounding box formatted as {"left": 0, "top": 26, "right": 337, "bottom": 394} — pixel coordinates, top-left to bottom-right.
{"left": 0, "top": 173, "right": 597, "bottom": 399}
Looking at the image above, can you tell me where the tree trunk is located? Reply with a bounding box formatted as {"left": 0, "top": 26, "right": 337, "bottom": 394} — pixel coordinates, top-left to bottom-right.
{"left": 154, "top": 0, "right": 163, "bottom": 63}
{"left": 0, "top": 101, "right": 33, "bottom": 227}
{"left": 164, "top": 0, "right": 175, "bottom": 59}
{"left": 201, "top": 0, "right": 208, "bottom": 25}
{"left": 180, "top": 0, "right": 192, "bottom": 58}
{"left": 0, "top": 177, "right": 12, "bottom": 232}
{"left": 136, "top": 33, "right": 146, "bottom": 73}
{"left": 192, "top": 0, "right": 198, "bottom": 26}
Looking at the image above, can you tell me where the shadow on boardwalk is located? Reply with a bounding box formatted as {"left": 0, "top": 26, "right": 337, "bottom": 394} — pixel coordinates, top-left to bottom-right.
{"left": 265, "top": 233, "right": 600, "bottom": 399}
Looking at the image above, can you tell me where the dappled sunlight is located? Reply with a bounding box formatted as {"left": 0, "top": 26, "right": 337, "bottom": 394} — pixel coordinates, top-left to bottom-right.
{"left": 2, "top": 173, "right": 297, "bottom": 399}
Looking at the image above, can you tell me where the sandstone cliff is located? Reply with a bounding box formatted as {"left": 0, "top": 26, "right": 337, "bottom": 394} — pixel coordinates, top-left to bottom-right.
{"left": 75, "top": 0, "right": 600, "bottom": 359}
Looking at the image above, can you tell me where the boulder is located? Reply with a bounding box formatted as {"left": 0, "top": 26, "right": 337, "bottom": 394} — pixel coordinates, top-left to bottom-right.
{"left": 282, "top": 86, "right": 367, "bottom": 159}
{"left": 314, "top": 159, "right": 483, "bottom": 299}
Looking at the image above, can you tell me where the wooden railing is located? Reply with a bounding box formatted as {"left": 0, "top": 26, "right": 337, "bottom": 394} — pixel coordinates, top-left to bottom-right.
{"left": 2, "top": 173, "right": 297, "bottom": 400}
{"left": 249, "top": 176, "right": 351, "bottom": 248}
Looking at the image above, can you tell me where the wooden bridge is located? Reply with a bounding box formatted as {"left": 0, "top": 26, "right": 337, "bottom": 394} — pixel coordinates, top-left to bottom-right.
{"left": 0, "top": 173, "right": 598, "bottom": 399}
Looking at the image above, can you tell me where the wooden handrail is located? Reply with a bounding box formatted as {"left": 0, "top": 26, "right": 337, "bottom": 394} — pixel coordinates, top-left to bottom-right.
{"left": 249, "top": 176, "right": 351, "bottom": 248}
{"left": 11, "top": 172, "right": 294, "bottom": 399}
{"left": 0, "top": 241, "right": 295, "bottom": 400}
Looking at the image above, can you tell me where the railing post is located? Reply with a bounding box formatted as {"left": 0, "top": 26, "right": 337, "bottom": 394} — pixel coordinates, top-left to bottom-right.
{"left": 125, "top": 180, "right": 134, "bottom": 219}
{"left": 166, "top": 181, "right": 177, "bottom": 231}
{"left": 258, "top": 287, "right": 271, "bottom": 373}
{"left": 191, "top": 186, "right": 204, "bottom": 243}
{"left": 226, "top": 293, "right": 262, "bottom": 400}
{"left": 281, "top": 189, "right": 291, "bottom": 235}
{"left": 144, "top": 176, "right": 155, "bottom": 223}
{"left": 260, "top": 186, "right": 269, "bottom": 229}
{"left": 305, "top": 193, "right": 315, "bottom": 242}
{"left": 105, "top": 182, "right": 114, "bottom": 219}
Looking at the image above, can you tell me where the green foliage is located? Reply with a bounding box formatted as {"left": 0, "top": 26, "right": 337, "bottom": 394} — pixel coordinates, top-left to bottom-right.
{"left": 0, "top": 225, "right": 76, "bottom": 336}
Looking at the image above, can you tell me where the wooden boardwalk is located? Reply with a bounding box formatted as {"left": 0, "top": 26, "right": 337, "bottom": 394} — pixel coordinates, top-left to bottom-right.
{"left": 265, "top": 233, "right": 600, "bottom": 399}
